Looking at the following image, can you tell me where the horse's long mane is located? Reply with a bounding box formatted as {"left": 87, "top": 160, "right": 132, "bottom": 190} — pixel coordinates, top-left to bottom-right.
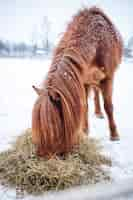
{"left": 32, "top": 7, "right": 123, "bottom": 157}
{"left": 32, "top": 52, "right": 85, "bottom": 156}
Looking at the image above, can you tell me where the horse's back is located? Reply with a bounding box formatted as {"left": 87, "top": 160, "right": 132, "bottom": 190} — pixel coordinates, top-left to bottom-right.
{"left": 55, "top": 7, "right": 123, "bottom": 66}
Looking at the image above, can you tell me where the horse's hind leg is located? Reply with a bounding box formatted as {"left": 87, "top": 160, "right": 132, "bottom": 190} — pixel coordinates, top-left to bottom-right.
{"left": 94, "top": 87, "right": 104, "bottom": 118}
{"left": 101, "top": 79, "right": 120, "bottom": 140}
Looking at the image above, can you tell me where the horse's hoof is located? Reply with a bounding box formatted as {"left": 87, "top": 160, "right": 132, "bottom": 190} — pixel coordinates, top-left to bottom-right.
{"left": 110, "top": 135, "right": 120, "bottom": 141}
{"left": 95, "top": 113, "right": 104, "bottom": 119}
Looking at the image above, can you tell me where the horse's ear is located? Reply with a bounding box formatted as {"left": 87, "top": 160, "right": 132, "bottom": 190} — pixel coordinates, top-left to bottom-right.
{"left": 32, "top": 85, "right": 44, "bottom": 96}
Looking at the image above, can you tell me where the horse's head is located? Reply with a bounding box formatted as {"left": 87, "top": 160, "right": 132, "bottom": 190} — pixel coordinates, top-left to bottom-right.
{"left": 31, "top": 66, "right": 84, "bottom": 157}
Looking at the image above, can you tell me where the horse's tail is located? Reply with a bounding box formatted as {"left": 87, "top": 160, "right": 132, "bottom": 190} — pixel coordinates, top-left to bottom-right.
{"left": 32, "top": 75, "right": 85, "bottom": 156}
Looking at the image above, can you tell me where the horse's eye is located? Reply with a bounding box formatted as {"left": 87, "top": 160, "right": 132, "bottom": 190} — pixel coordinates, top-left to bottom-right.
{"left": 49, "top": 93, "right": 60, "bottom": 103}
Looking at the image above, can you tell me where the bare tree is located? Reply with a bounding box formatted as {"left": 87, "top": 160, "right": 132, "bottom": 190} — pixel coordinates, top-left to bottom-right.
{"left": 0, "top": 40, "right": 10, "bottom": 56}
{"left": 31, "top": 26, "right": 38, "bottom": 56}
{"left": 41, "top": 16, "right": 51, "bottom": 54}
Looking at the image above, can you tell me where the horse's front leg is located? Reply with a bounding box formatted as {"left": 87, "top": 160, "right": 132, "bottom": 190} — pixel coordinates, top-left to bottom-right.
{"left": 82, "top": 85, "right": 89, "bottom": 135}
{"left": 93, "top": 87, "right": 104, "bottom": 118}
{"left": 101, "top": 78, "right": 120, "bottom": 140}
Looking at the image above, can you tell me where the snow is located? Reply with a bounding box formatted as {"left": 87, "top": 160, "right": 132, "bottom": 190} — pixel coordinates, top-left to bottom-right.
{"left": 0, "top": 58, "right": 50, "bottom": 150}
{"left": 0, "top": 57, "right": 133, "bottom": 199}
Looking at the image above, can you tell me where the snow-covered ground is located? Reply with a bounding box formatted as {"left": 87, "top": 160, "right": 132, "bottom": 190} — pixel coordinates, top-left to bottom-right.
{"left": 0, "top": 57, "right": 133, "bottom": 199}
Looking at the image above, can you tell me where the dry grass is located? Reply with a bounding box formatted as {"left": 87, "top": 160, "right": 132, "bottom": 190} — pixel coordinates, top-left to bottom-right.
{"left": 0, "top": 129, "right": 111, "bottom": 195}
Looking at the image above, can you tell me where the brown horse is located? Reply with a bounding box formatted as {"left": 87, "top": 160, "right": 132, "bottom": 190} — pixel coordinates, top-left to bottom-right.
{"left": 32, "top": 7, "right": 123, "bottom": 157}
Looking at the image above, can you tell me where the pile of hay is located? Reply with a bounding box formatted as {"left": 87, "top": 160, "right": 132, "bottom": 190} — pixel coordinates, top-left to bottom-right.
{"left": 0, "top": 129, "right": 111, "bottom": 195}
